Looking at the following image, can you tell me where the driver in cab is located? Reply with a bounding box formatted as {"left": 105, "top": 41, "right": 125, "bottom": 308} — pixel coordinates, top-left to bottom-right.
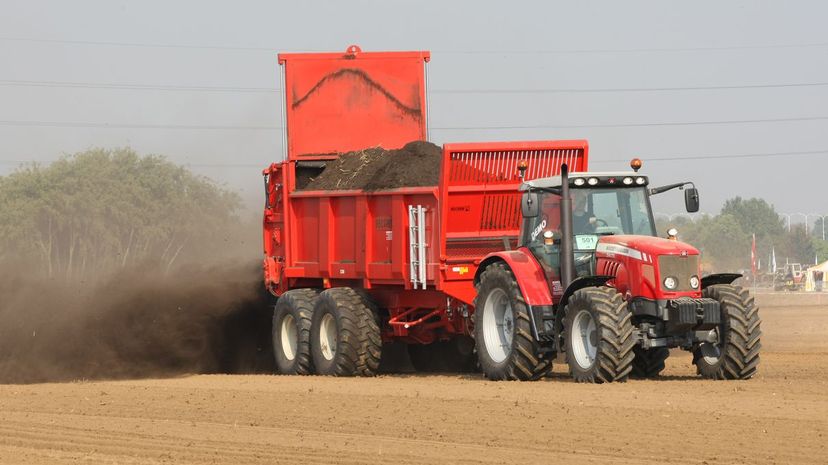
{"left": 572, "top": 191, "right": 598, "bottom": 234}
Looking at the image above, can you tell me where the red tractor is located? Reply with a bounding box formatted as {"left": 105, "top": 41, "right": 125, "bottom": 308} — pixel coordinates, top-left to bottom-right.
{"left": 262, "top": 46, "right": 761, "bottom": 382}
{"left": 473, "top": 162, "right": 761, "bottom": 381}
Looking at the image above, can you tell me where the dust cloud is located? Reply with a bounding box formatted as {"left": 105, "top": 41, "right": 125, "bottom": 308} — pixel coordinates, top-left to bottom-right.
{"left": 0, "top": 260, "right": 274, "bottom": 384}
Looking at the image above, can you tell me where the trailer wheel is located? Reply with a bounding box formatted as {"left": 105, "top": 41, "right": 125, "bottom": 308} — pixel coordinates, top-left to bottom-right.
{"left": 310, "top": 287, "right": 382, "bottom": 376}
{"left": 693, "top": 284, "right": 761, "bottom": 380}
{"left": 272, "top": 289, "right": 318, "bottom": 375}
{"left": 473, "top": 262, "right": 552, "bottom": 381}
{"left": 408, "top": 336, "right": 477, "bottom": 373}
{"left": 564, "top": 287, "right": 635, "bottom": 383}
{"left": 630, "top": 346, "right": 670, "bottom": 378}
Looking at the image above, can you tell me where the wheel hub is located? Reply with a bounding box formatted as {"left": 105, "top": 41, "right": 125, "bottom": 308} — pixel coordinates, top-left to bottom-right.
{"left": 571, "top": 309, "right": 598, "bottom": 369}
{"left": 319, "top": 313, "right": 337, "bottom": 361}
{"left": 280, "top": 314, "right": 298, "bottom": 361}
{"left": 482, "top": 288, "right": 514, "bottom": 363}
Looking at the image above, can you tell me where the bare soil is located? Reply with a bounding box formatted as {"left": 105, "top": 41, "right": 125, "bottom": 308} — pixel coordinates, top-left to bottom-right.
{"left": 2, "top": 303, "right": 826, "bottom": 464}
{"left": 301, "top": 141, "right": 442, "bottom": 191}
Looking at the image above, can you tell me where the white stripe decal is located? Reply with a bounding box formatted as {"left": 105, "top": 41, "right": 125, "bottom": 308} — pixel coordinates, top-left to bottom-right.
{"left": 596, "top": 243, "right": 644, "bottom": 261}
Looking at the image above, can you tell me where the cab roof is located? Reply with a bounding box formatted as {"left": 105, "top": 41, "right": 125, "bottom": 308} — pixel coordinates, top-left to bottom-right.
{"left": 519, "top": 171, "right": 646, "bottom": 191}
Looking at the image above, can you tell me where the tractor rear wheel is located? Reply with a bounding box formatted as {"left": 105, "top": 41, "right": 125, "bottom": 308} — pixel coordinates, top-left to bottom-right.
{"left": 693, "top": 284, "right": 761, "bottom": 380}
{"left": 631, "top": 346, "right": 670, "bottom": 378}
{"left": 310, "top": 287, "right": 382, "bottom": 376}
{"left": 408, "top": 336, "right": 477, "bottom": 373}
{"left": 564, "top": 287, "right": 635, "bottom": 383}
{"left": 272, "top": 289, "right": 318, "bottom": 375}
{"left": 473, "top": 262, "right": 552, "bottom": 381}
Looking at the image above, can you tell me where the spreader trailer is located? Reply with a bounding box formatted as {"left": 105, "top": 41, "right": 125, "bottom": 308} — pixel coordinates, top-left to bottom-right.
{"left": 262, "top": 46, "right": 761, "bottom": 381}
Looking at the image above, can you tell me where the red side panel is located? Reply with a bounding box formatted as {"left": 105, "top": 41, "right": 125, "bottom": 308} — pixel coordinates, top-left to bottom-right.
{"left": 278, "top": 47, "right": 430, "bottom": 160}
{"left": 283, "top": 188, "right": 439, "bottom": 288}
{"left": 440, "top": 140, "right": 588, "bottom": 247}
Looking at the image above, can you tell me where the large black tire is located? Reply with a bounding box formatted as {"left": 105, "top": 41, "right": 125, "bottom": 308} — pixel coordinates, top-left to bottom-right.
{"left": 408, "top": 336, "right": 477, "bottom": 373}
{"left": 631, "top": 346, "right": 669, "bottom": 378}
{"left": 310, "top": 288, "right": 382, "bottom": 376}
{"left": 693, "top": 285, "right": 761, "bottom": 380}
{"left": 473, "top": 262, "right": 552, "bottom": 381}
{"left": 272, "top": 289, "right": 318, "bottom": 375}
{"left": 564, "top": 287, "right": 635, "bottom": 383}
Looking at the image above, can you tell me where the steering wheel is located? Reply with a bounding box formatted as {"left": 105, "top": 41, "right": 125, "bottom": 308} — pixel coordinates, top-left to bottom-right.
{"left": 594, "top": 218, "right": 609, "bottom": 227}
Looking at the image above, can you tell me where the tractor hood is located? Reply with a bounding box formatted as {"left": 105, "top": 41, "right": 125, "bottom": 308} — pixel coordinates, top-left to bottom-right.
{"left": 596, "top": 235, "right": 699, "bottom": 259}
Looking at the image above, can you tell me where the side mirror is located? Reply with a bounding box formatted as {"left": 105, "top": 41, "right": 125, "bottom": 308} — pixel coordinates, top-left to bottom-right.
{"left": 521, "top": 192, "right": 540, "bottom": 218}
{"left": 684, "top": 187, "right": 700, "bottom": 213}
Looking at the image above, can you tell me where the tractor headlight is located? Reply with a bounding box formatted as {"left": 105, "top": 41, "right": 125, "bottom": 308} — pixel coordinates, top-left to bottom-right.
{"left": 663, "top": 276, "right": 678, "bottom": 290}
{"left": 573, "top": 177, "right": 585, "bottom": 186}
{"left": 690, "top": 275, "right": 700, "bottom": 289}
{"left": 623, "top": 177, "right": 634, "bottom": 185}
{"left": 635, "top": 177, "right": 646, "bottom": 185}
{"left": 587, "top": 177, "right": 599, "bottom": 186}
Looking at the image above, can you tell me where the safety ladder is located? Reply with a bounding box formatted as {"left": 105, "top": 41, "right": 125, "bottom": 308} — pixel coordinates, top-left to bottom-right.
{"left": 408, "top": 205, "right": 427, "bottom": 290}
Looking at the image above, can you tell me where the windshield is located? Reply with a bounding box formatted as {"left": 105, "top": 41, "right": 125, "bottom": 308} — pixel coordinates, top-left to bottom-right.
{"left": 573, "top": 187, "right": 656, "bottom": 237}
{"left": 521, "top": 186, "right": 656, "bottom": 249}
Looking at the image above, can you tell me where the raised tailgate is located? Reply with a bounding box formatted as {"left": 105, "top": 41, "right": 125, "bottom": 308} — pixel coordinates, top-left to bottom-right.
{"left": 278, "top": 46, "right": 430, "bottom": 160}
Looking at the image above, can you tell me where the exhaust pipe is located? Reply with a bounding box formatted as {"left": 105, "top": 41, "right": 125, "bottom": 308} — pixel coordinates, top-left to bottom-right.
{"left": 559, "top": 164, "right": 576, "bottom": 289}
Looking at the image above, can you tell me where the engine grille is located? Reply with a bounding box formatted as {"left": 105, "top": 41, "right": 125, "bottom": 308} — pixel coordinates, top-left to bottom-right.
{"left": 658, "top": 255, "right": 699, "bottom": 291}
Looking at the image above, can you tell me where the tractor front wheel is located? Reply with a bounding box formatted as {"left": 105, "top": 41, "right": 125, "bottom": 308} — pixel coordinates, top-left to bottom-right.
{"left": 693, "top": 284, "right": 761, "bottom": 380}
{"left": 310, "top": 288, "right": 382, "bottom": 376}
{"left": 473, "top": 262, "right": 552, "bottom": 381}
{"left": 564, "top": 287, "right": 635, "bottom": 383}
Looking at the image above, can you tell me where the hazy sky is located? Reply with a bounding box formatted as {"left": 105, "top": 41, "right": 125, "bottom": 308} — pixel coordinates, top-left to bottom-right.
{"left": 1, "top": 0, "right": 826, "bottom": 224}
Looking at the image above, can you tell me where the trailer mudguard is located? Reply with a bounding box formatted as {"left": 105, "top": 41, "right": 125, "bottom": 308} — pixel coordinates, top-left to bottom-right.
{"left": 474, "top": 250, "right": 553, "bottom": 307}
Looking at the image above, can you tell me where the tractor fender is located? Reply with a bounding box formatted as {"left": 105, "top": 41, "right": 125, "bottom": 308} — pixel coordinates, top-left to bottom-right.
{"left": 559, "top": 275, "right": 615, "bottom": 311}
{"left": 701, "top": 273, "right": 743, "bottom": 288}
{"left": 474, "top": 250, "right": 553, "bottom": 306}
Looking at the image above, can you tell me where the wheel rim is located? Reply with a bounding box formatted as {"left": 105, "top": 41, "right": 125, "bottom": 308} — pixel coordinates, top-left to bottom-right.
{"left": 482, "top": 288, "right": 514, "bottom": 363}
{"left": 571, "top": 309, "right": 598, "bottom": 369}
{"left": 318, "top": 313, "right": 337, "bottom": 361}
{"left": 280, "top": 314, "right": 297, "bottom": 361}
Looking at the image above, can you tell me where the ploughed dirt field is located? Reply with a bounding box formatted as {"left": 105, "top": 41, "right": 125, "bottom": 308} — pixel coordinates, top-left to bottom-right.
{"left": 1, "top": 299, "right": 827, "bottom": 464}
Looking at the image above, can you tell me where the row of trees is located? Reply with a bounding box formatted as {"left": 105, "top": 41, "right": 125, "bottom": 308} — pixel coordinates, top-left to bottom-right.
{"left": 0, "top": 148, "right": 244, "bottom": 279}
{"left": 657, "top": 197, "right": 828, "bottom": 273}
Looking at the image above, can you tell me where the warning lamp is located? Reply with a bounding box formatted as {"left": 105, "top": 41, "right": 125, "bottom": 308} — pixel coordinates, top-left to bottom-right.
{"left": 517, "top": 160, "right": 528, "bottom": 180}
{"left": 630, "top": 158, "right": 643, "bottom": 172}
{"left": 543, "top": 230, "right": 555, "bottom": 246}
{"left": 345, "top": 45, "right": 362, "bottom": 57}
{"left": 667, "top": 228, "right": 678, "bottom": 241}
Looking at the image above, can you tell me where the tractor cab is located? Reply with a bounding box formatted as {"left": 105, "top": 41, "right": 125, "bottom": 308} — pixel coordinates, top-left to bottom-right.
{"left": 518, "top": 171, "right": 658, "bottom": 278}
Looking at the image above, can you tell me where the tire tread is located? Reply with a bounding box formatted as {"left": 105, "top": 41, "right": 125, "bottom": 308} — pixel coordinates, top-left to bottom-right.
{"left": 565, "top": 287, "right": 635, "bottom": 383}
{"left": 694, "top": 285, "right": 761, "bottom": 380}
{"left": 473, "top": 262, "right": 552, "bottom": 381}
{"left": 272, "top": 288, "right": 318, "bottom": 375}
